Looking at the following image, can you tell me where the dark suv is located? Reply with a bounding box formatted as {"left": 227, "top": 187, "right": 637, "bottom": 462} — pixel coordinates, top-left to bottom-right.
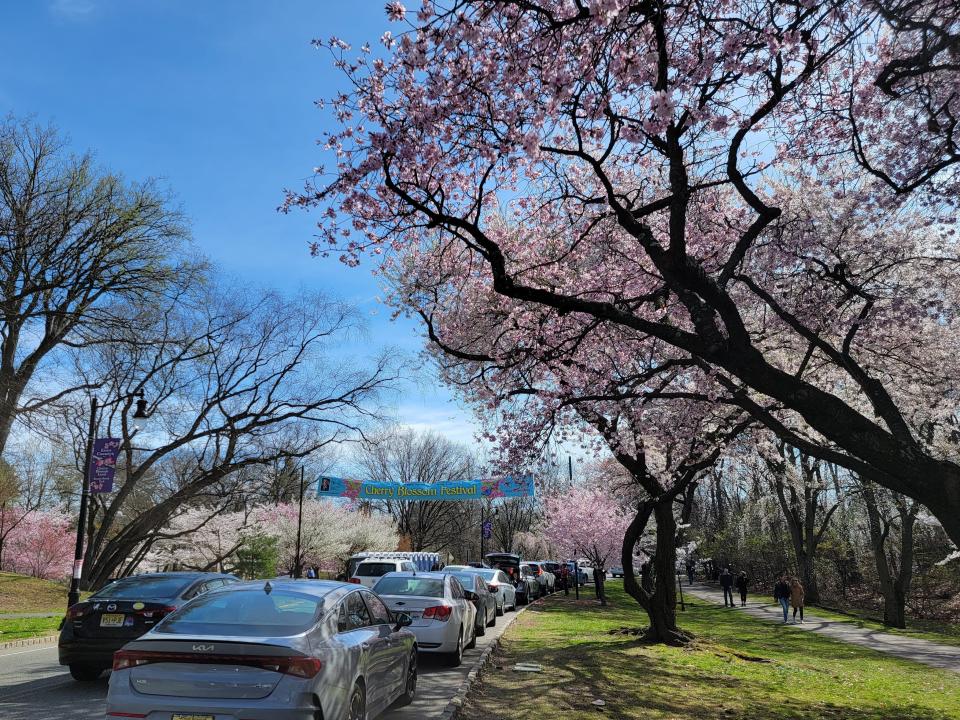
{"left": 484, "top": 552, "right": 533, "bottom": 605}
{"left": 59, "top": 571, "right": 237, "bottom": 681}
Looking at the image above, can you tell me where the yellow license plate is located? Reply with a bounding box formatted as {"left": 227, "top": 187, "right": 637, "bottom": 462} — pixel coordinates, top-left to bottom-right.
{"left": 172, "top": 715, "right": 215, "bottom": 720}
{"left": 99, "top": 613, "right": 125, "bottom": 627}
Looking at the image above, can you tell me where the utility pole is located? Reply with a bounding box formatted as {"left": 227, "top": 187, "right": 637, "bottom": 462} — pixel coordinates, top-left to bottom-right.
{"left": 294, "top": 466, "right": 305, "bottom": 579}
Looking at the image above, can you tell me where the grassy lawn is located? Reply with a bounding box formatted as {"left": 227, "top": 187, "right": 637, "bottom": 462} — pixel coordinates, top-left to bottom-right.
{"left": 0, "top": 616, "right": 60, "bottom": 641}
{"left": 0, "top": 572, "right": 70, "bottom": 614}
{"left": 461, "top": 583, "right": 960, "bottom": 720}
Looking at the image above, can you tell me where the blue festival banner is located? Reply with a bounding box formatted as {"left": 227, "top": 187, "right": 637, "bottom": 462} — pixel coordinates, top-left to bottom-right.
{"left": 316, "top": 474, "right": 535, "bottom": 501}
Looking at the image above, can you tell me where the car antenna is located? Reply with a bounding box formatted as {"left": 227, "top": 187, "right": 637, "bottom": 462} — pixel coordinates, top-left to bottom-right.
{"left": 263, "top": 581, "right": 273, "bottom": 595}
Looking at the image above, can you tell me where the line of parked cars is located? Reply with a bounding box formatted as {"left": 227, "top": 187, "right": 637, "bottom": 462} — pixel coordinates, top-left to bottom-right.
{"left": 58, "top": 552, "right": 555, "bottom": 720}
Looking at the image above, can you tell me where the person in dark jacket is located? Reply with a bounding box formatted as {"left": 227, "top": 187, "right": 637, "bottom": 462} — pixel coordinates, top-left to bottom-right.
{"left": 735, "top": 571, "right": 749, "bottom": 607}
{"left": 773, "top": 575, "right": 792, "bottom": 623}
{"left": 719, "top": 567, "right": 734, "bottom": 607}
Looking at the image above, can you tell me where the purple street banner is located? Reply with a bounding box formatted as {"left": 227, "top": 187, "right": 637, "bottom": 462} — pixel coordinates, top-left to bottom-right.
{"left": 316, "top": 474, "right": 535, "bottom": 501}
{"left": 89, "top": 438, "right": 121, "bottom": 494}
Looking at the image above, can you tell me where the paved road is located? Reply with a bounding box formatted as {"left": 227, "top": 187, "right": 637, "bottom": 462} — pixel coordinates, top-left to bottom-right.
{"left": 688, "top": 584, "right": 960, "bottom": 674}
{"left": 0, "top": 606, "right": 521, "bottom": 720}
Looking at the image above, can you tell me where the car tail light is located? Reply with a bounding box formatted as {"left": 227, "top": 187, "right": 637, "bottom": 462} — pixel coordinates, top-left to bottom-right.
{"left": 487, "top": 584, "right": 498, "bottom": 593}
{"left": 348, "top": 578, "right": 361, "bottom": 584}
{"left": 66, "top": 603, "right": 88, "bottom": 620}
{"left": 422, "top": 605, "right": 453, "bottom": 621}
{"left": 112, "top": 650, "right": 322, "bottom": 678}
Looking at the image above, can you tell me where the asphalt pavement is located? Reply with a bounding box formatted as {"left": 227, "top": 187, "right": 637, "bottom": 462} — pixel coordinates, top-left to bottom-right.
{"left": 0, "top": 606, "right": 521, "bottom": 720}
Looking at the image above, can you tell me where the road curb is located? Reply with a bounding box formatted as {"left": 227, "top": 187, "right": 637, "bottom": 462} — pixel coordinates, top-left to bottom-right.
{"left": 0, "top": 634, "right": 58, "bottom": 651}
{"left": 439, "top": 598, "right": 535, "bottom": 720}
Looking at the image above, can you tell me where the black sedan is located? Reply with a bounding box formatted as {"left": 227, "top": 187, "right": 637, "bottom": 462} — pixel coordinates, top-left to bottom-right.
{"left": 59, "top": 571, "right": 237, "bottom": 681}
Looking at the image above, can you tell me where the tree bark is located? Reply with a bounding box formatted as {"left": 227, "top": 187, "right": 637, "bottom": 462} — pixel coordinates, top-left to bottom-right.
{"left": 862, "top": 481, "right": 917, "bottom": 629}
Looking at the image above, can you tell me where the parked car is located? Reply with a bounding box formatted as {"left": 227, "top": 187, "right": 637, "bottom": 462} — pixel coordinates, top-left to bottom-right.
{"left": 563, "top": 560, "right": 588, "bottom": 586}
{"left": 523, "top": 562, "right": 554, "bottom": 594}
{"left": 350, "top": 558, "right": 418, "bottom": 588}
{"left": 470, "top": 568, "right": 517, "bottom": 615}
{"left": 579, "top": 562, "right": 597, "bottom": 583}
{"left": 448, "top": 570, "right": 497, "bottom": 634}
{"left": 539, "top": 561, "right": 565, "bottom": 588}
{"left": 610, "top": 566, "right": 640, "bottom": 578}
{"left": 59, "top": 571, "right": 238, "bottom": 681}
{"left": 107, "top": 580, "right": 416, "bottom": 720}
{"left": 346, "top": 551, "right": 444, "bottom": 577}
{"left": 519, "top": 564, "right": 544, "bottom": 599}
{"left": 485, "top": 552, "right": 533, "bottom": 605}
{"left": 373, "top": 571, "right": 476, "bottom": 666}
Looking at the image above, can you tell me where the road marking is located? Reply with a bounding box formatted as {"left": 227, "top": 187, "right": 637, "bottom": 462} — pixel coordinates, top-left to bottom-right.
{"left": 0, "top": 646, "right": 57, "bottom": 657}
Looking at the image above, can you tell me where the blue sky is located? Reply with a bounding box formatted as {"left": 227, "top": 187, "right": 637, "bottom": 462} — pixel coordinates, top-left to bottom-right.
{"left": 1, "top": 0, "right": 480, "bottom": 445}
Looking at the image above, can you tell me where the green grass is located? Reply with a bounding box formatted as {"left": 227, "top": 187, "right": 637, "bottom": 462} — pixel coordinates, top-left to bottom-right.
{"left": 0, "top": 616, "right": 60, "bottom": 641}
{"left": 461, "top": 584, "right": 960, "bottom": 720}
{"left": 0, "top": 572, "right": 71, "bottom": 614}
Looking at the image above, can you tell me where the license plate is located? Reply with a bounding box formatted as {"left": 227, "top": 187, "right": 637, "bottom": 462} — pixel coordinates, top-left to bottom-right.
{"left": 172, "top": 715, "right": 215, "bottom": 720}
{"left": 99, "top": 613, "right": 125, "bottom": 627}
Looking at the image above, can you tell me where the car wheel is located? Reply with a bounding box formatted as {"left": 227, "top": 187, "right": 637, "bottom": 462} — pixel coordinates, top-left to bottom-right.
{"left": 446, "top": 629, "right": 464, "bottom": 666}
{"left": 476, "top": 615, "right": 486, "bottom": 636}
{"left": 496, "top": 599, "right": 504, "bottom": 616}
{"left": 396, "top": 651, "right": 417, "bottom": 706}
{"left": 486, "top": 607, "right": 496, "bottom": 627}
{"left": 347, "top": 681, "right": 366, "bottom": 720}
{"left": 69, "top": 664, "right": 102, "bottom": 682}
{"left": 467, "top": 624, "right": 477, "bottom": 649}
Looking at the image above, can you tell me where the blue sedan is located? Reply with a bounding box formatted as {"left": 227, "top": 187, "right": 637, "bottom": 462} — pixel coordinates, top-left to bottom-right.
{"left": 106, "top": 580, "right": 417, "bottom": 720}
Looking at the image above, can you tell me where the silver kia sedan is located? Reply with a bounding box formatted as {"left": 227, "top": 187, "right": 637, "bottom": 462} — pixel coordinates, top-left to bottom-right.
{"left": 106, "top": 580, "right": 417, "bottom": 720}
{"left": 371, "top": 572, "right": 476, "bottom": 666}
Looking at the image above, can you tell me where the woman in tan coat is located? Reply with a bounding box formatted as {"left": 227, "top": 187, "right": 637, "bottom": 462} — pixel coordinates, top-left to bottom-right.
{"left": 790, "top": 578, "right": 805, "bottom": 624}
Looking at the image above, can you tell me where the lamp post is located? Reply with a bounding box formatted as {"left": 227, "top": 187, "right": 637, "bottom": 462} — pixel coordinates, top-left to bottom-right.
{"left": 294, "top": 466, "right": 305, "bottom": 579}
{"left": 67, "top": 391, "right": 149, "bottom": 610}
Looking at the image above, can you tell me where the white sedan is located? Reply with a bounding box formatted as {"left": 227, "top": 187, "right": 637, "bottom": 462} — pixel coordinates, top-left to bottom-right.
{"left": 373, "top": 571, "right": 477, "bottom": 666}
{"left": 469, "top": 568, "right": 517, "bottom": 614}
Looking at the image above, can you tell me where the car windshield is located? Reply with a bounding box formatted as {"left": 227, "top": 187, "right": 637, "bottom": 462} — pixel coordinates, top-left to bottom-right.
{"left": 91, "top": 576, "right": 192, "bottom": 600}
{"left": 355, "top": 562, "right": 397, "bottom": 577}
{"left": 373, "top": 577, "right": 444, "bottom": 598}
{"left": 157, "top": 589, "right": 322, "bottom": 637}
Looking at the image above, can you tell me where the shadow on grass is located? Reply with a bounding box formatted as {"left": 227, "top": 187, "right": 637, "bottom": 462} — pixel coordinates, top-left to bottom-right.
{"left": 461, "top": 590, "right": 960, "bottom": 720}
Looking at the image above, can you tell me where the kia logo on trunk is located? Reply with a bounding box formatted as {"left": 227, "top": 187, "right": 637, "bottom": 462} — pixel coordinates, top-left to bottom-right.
{"left": 192, "top": 644, "right": 214, "bottom": 652}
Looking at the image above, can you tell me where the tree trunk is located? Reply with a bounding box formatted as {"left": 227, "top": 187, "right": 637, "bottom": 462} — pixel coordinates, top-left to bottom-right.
{"left": 862, "top": 481, "right": 917, "bottom": 629}
{"left": 622, "top": 497, "right": 689, "bottom": 645}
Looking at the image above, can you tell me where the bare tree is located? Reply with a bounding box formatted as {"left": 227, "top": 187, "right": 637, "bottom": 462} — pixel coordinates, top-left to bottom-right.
{"left": 54, "top": 284, "right": 397, "bottom": 590}
{"left": 355, "top": 427, "right": 477, "bottom": 553}
{"left": 0, "top": 116, "right": 193, "bottom": 457}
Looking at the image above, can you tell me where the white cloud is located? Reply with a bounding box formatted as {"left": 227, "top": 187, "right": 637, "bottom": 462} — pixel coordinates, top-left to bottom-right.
{"left": 50, "top": 0, "right": 96, "bottom": 19}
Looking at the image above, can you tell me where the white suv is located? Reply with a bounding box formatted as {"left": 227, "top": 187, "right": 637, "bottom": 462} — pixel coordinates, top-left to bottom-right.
{"left": 350, "top": 558, "right": 418, "bottom": 588}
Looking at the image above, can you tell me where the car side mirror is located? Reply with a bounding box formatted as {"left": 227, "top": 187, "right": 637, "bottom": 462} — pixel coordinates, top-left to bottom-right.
{"left": 463, "top": 590, "right": 477, "bottom": 601}
{"left": 394, "top": 612, "right": 413, "bottom": 630}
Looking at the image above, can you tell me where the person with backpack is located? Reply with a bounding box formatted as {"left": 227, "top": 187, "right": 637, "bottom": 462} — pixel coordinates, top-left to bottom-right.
{"left": 719, "top": 567, "right": 735, "bottom": 607}
{"left": 735, "top": 571, "right": 749, "bottom": 607}
{"left": 773, "top": 574, "right": 792, "bottom": 623}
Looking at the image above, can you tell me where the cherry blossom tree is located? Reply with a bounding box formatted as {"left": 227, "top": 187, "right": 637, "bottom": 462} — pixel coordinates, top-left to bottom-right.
{"left": 5, "top": 509, "right": 73, "bottom": 580}
{"left": 543, "top": 486, "right": 629, "bottom": 605}
{"left": 255, "top": 500, "right": 398, "bottom": 574}
{"left": 292, "top": 0, "right": 960, "bottom": 546}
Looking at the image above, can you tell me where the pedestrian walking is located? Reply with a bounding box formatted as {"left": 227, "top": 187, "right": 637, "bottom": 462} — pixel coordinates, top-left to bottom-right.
{"left": 719, "top": 567, "right": 735, "bottom": 607}
{"left": 773, "top": 574, "right": 791, "bottom": 623}
{"left": 560, "top": 563, "right": 570, "bottom": 596}
{"left": 306, "top": 566, "right": 316, "bottom": 579}
{"left": 790, "top": 578, "right": 805, "bottom": 623}
{"left": 735, "top": 571, "right": 749, "bottom": 606}
{"left": 686, "top": 560, "right": 695, "bottom": 585}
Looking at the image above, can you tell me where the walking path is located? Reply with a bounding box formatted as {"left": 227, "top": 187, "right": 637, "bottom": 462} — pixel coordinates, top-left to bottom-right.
{"left": 686, "top": 584, "right": 960, "bottom": 674}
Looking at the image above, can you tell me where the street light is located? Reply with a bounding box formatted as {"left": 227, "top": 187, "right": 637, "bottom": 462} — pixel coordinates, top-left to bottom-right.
{"left": 67, "top": 391, "right": 150, "bottom": 610}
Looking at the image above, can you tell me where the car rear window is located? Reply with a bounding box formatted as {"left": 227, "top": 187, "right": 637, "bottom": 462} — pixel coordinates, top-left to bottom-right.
{"left": 373, "top": 577, "right": 444, "bottom": 598}
{"left": 156, "top": 590, "right": 322, "bottom": 637}
{"left": 91, "top": 576, "right": 192, "bottom": 600}
{"left": 452, "top": 573, "right": 479, "bottom": 589}
{"left": 355, "top": 562, "right": 397, "bottom": 577}
{"left": 475, "top": 570, "right": 496, "bottom": 581}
